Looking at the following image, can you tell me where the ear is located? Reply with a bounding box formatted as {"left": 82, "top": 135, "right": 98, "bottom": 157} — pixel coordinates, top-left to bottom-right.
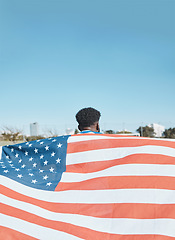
{"left": 96, "top": 122, "right": 100, "bottom": 132}
{"left": 78, "top": 125, "right": 83, "bottom": 131}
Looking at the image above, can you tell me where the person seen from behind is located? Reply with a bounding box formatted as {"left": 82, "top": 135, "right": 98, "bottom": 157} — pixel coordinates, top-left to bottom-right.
{"left": 75, "top": 107, "right": 101, "bottom": 134}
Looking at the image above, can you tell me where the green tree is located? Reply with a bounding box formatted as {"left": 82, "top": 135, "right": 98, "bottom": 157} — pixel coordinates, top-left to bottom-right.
{"left": 105, "top": 130, "right": 115, "bottom": 134}
{"left": 136, "top": 126, "right": 155, "bottom": 137}
{"left": 25, "top": 135, "right": 45, "bottom": 141}
{"left": 163, "top": 128, "right": 175, "bottom": 138}
{"left": 116, "top": 130, "right": 132, "bottom": 134}
{"left": 74, "top": 129, "right": 79, "bottom": 134}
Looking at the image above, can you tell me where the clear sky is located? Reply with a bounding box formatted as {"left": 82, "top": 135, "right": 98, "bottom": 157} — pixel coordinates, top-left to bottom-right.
{"left": 0, "top": 0, "right": 175, "bottom": 135}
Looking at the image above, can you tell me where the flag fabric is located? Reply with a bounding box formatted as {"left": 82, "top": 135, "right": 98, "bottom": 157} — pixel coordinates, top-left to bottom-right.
{"left": 0, "top": 133, "right": 175, "bottom": 240}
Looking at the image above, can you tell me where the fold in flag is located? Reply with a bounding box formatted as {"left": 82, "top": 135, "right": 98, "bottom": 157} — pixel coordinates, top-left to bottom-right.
{"left": 0, "top": 134, "right": 175, "bottom": 240}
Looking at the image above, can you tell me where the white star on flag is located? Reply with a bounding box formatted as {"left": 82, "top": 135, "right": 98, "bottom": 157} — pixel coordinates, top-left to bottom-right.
{"left": 51, "top": 152, "right": 55, "bottom": 157}
{"left": 46, "top": 182, "right": 52, "bottom": 186}
{"left": 56, "top": 158, "right": 61, "bottom": 164}
{"left": 34, "top": 148, "right": 38, "bottom": 153}
{"left": 44, "top": 160, "right": 48, "bottom": 165}
{"left": 17, "top": 174, "right": 23, "bottom": 178}
{"left": 43, "top": 175, "right": 48, "bottom": 180}
{"left": 57, "top": 143, "right": 62, "bottom": 148}
{"left": 25, "top": 152, "right": 28, "bottom": 156}
{"left": 49, "top": 167, "right": 54, "bottom": 172}
{"left": 45, "top": 146, "right": 49, "bottom": 151}
{"left": 32, "top": 179, "right": 37, "bottom": 184}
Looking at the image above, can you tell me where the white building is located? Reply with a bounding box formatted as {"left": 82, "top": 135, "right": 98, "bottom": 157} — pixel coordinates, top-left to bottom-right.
{"left": 30, "top": 122, "right": 39, "bottom": 136}
{"left": 148, "top": 123, "right": 165, "bottom": 137}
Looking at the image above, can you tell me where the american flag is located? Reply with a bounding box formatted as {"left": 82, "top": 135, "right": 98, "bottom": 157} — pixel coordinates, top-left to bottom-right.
{"left": 0, "top": 133, "right": 175, "bottom": 239}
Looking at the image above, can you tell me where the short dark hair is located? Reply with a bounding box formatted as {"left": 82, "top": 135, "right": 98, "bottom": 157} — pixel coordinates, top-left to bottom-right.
{"left": 76, "top": 107, "right": 101, "bottom": 128}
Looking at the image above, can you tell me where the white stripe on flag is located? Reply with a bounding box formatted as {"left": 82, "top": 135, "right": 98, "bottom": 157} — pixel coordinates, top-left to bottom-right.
{"left": 61, "top": 164, "right": 175, "bottom": 182}
{"left": 68, "top": 135, "right": 175, "bottom": 143}
{"left": 2, "top": 193, "right": 175, "bottom": 236}
{"left": 0, "top": 213, "right": 82, "bottom": 240}
{"left": 68, "top": 135, "right": 115, "bottom": 142}
{"left": 1, "top": 211, "right": 175, "bottom": 238}
{"left": 66, "top": 145, "right": 175, "bottom": 165}
{"left": 1, "top": 176, "right": 175, "bottom": 204}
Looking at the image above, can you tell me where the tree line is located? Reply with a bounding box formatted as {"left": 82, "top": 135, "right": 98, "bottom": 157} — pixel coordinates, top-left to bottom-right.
{"left": 105, "top": 126, "right": 175, "bottom": 138}
{"left": 0, "top": 125, "right": 175, "bottom": 143}
{"left": 136, "top": 126, "right": 175, "bottom": 138}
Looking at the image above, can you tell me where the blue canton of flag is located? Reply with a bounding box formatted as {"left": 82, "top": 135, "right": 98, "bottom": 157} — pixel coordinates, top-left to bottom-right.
{"left": 0, "top": 135, "right": 70, "bottom": 191}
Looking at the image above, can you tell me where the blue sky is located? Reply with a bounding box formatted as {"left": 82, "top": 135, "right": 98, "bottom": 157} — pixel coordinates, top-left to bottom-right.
{"left": 0, "top": 0, "right": 175, "bottom": 135}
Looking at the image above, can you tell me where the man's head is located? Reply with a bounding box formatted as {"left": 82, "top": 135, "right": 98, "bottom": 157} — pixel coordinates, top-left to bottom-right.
{"left": 75, "top": 107, "right": 101, "bottom": 132}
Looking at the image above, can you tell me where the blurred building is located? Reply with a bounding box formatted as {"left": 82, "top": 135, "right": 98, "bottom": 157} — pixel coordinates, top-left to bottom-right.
{"left": 30, "top": 122, "right": 39, "bottom": 136}
{"left": 149, "top": 123, "right": 165, "bottom": 137}
{"left": 65, "top": 128, "right": 74, "bottom": 135}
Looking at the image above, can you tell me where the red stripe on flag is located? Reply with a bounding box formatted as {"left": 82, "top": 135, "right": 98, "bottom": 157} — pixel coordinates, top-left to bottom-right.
{"left": 56, "top": 176, "right": 175, "bottom": 191}
{"left": 66, "top": 154, "right": 175, "bottom": 173}
{"left": 68, "top": 138, "right": 175, "bottom": 154}
{"left": 0, "top": 226, "right": 37, "bottom": 240}
{"left": 1, "top": 203, "right": 175, "bottom": 240}
{"left": 1, "top": 186, "right": 175, "bottom": 219}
